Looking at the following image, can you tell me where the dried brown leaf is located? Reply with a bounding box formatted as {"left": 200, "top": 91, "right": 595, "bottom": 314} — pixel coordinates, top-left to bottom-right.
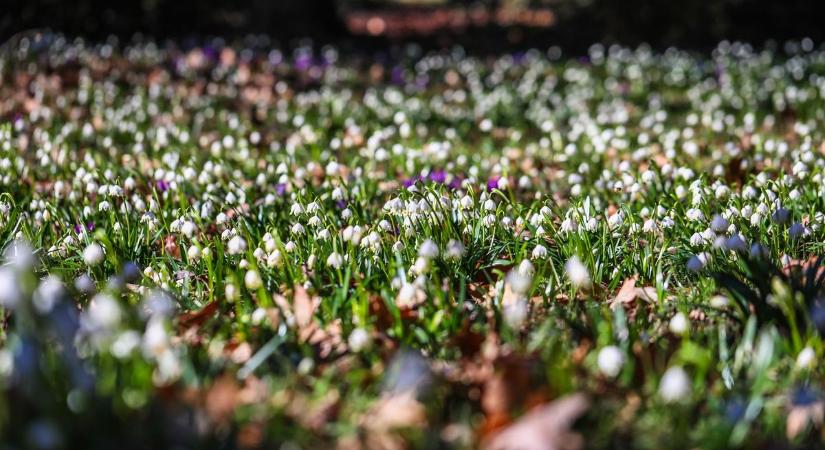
{"left": 484, "top": 393, "right": 591, "bottom": 450}
{"left": 294, "top": 283, "right": 315, "bottom": 328}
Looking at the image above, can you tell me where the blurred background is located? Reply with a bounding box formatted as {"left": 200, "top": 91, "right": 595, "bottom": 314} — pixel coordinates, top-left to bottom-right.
{"left": 3, "top": 0, "right": 825, "bottom": 52}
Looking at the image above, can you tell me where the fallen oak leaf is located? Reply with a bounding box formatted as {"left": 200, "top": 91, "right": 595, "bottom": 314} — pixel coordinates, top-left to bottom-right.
{"left": 609, "top": 277, "right": 637, "bottom": 309}
{"left": 484, "top": 393, "right": 591, "bottom": 450}
{"left": 178, "top": 301, "right": 219, "bottom": 331}
{"left": 360, "top": 390, "right": 428, "bottom": 450}
{"left": 293, "top": 283, "right": 315, "bottom": 328}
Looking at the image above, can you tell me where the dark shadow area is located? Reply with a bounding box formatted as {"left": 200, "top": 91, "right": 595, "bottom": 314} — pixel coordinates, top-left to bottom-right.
{"left": 3, "top": 0, "right": 825, "bottom": 52}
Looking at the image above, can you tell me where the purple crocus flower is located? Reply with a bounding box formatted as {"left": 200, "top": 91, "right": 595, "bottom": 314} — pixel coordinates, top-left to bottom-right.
{"left": 487, "top": 176, "right": 501, "bottom": 191}
{"left": 275, "top": 183, "right": 287, "bottom": 196}
{"left": 391, "top": 66, "right": 405, "bottom": 85}
{"left": 428, "top": 170, "right": 446, "bottom": 184}
{"left": 156, "top": 180, "right": 169, "bottom": 192}
{"left": 403, "top": 176, "right": 422, "bottom": 188}
{"left": 295, "top": 54, "right": 312, "bottom": 71}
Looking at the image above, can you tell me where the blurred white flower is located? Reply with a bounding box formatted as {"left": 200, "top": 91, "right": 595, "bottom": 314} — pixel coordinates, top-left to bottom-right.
{"left": 327, "top": 252, "right": 344, "bottom": 269}
{"left": 348, "top": 328, "right": 371, "bottom": 352}
{"left": 565, "top": 256, "right": 591, "bottom": 289}
{"left": 83, "top": 243, "right": 105, "bottom": 266}
{"left": 0, "top": 268, "right": 22, "bottom": 309}
{"left": 597, "top": 346, "right": 624, "bottom": 378}
{"left": 659, "top": 366, "right": 691, "bottom": 402}
{"left": 227, "top": 235, "right": 247, "bottom": 255}
{"left": 244, "top": 270, "right": 262, "bottom": 290}
{"left": 668, "top": 312, "right": 689, "bottom": 335}
{"left": 796, "top": 347, "right": 816, "bottom": 369}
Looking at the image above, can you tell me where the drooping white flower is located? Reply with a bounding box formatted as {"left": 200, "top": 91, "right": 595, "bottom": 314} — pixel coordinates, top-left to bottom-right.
{"left": 796, "top": 347, "right": 816, "bottom": 369}
{"left": 227, "top": 235, "right": 247, "bottom": 255}
{"left": 597, "top": 346, "right": 624, "bottom": 378}
{"left": 187, "top": 245, "right": 202, "bottom": 262}
{"left": 669, "top": 312, "right": 689, "bottom": 335}
{"left": 565, "top": 256, "right": 591, "bottom": 289}
{"left": 0, "top": 268, "right": 22, "bottom": 309}
{"left": 326, "top": 252, "right": 344, "bottom": 269}
{"left": 445, "top": 239, "right": 465, "bottom": 260}
{"left": 83, "top": 243, "right": 105, "bottom": 266}
{"left": 244, "top": 269, "right": 262, "bottom": 290}
{"left": 659, "top": 366, "right": 691, "bottom": 403}
{"left": 418, "top": 239, "right": 439, "bottom": 259}
{"left": 348, "top": 328, "right": 371, "bottom": 352}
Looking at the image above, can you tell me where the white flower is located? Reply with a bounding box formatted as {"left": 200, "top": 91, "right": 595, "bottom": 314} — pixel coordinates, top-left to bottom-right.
{"left": 180, "top": 221, "right": 197, "bottom": 238}
{"left": 686, "top": 208, "right": 704, "bottom": 222}
{"left": 87, "top": 294, "right": 121, "bottom": 330}
{"left": 397, "top": 283, "right": 425, "bottom": 308}
{"left": 518, "top": 260, "right": 535, "bottom": 278}
{"left": 111, "top": 330, "right": 141, "bottom": 359}
{"left": 710, "top": 215, "right": 729, "bottom": 233}
{"left": 326, "top": 252, "right": 344, "bottom": 269}
{"left": 709, "top": 295, "right": 729, "bottom": 309}
{"left": 0, "top": 268, "right": 22, "bottom": 309}
{"left": 796, "top": 347, "right": 816, "bottom": 369}
{"left": 187, "top": 245, "right": 202, "bottom": 262}
{"left": 531, "top": 244, "right": 548, "bottom": 260}
{"left": 33, "top": 276, "right": 63, "bottom": 313}
{"left": 266, "top": 251, "right": 282, "bottom": 268}
{"left": 418, "top": 239, "right": 439, "bottom": 259}
{"left": 83, "top": 243, "right": 105, "bottom": 266}
{"left": 412, "top": 256, "right": 430, "bottom": 274}
{"left": 565, "top": 256, "right": 591, "bottom": 289}
{"left": 659, "top": 366, "right": 691, "bottom": 403}
{"left": 291, "top": 223, "right": 305, "bottom": 235}
{"left": 225, "top": 283, "right": 239, "bottom": 303}
{"left": 244, "top": 270, "right": 262, "bottom": 290}
{"left": 503, "top": 298, "right": 528, "bottom": 329}
{"left": 445, "top": 239, "right": 465, "bottom": 260}
{"left": 686, "top": 252, "right": 711, "bottom": 272}
{"left": 227, "top": 236, "right": 247, "bottom": 255}
{"left": 348, "top": 328, "right": 371, "bottom": 352}
{"left": 597, "top": 346, "right": 624, "bottom": 378}
{"left": 789, "top": 223, "right": 809, "bottom": 240}
{"left": 669, "top": 312, "right": 689, "bottom": 335}
{"left": 506, "top": 269, "right": 532, "bottom": 295}
{"left": 560, "top": 217, "right": 577, "bottom": 233}
{"left": 459, "top": 195, "right": 474, "bottom": 209}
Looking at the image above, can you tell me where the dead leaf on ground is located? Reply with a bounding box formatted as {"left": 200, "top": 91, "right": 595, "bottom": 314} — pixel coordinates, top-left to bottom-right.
{"left": 787, "top": 401, "right": 825, "bottom": 440}
{"left": 782, "top": 255, "right": 824, "bottom": 282}
{"left": 484, "top": 393, "right": 591, "bottom": 450}
{"left": 178, "top": 301, "right": 220, "bottom": 331}
{"left": 293, "top": 283, "right": 316, "bottom": 328}
{"left": 204, "top": 374, "right": 241, "bottom": 425}
{"left": 359, "top": 390, "right": 428, "bottom": 450}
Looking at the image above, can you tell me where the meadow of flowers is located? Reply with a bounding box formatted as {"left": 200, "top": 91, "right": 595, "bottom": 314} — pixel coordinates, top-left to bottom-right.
{"left": 0, "top": 34, "right": 824, "bottom": 449}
